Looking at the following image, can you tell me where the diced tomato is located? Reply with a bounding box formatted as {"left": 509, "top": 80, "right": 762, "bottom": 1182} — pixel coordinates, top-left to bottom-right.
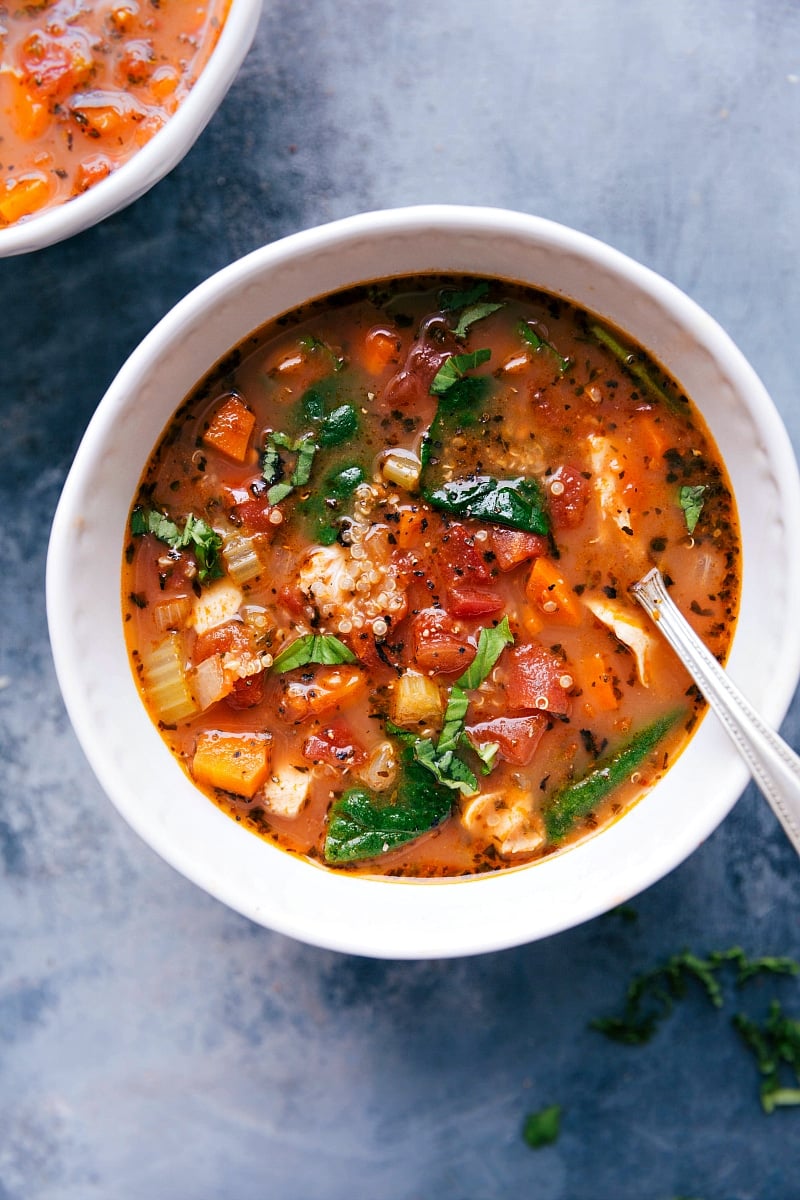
{"left": 504, "top": 643, "right": 572, "bottom": 716}
{"left": 466, "top": 714, "right": 547, "bottom": 766}
{"left": 226, "top": 672, "right": 266, "bottom": 710}
{"left": 440, "top": 523, "right": 492, "bottom": 586}
{"left": 194, "top": 620, "right": 250, "bottom": 663}
{"left": 279, "top": 665, "right": 367, "bottom": 722}
{"left": 490, "top": 527, "right": 548, "bottom": 571}
{"left": 546, "top": 464, "right": 589, "bottom": 530}
{"left": 380, "top": 316, "right": 457, "bottom": 415}
{"left": 302, "top": 723, "right": 367, "bottom": 768}
{"left": 233, "top": 498, "right": 277, "bottom": 532}
{"left": 278, "top": 583, "right": 308, "bottom": 616}
{"left": 446, "top": 586, "right": 505, "bottom": 619}
{"left": 410, "top": 608, "right": 476, "bottom": 675}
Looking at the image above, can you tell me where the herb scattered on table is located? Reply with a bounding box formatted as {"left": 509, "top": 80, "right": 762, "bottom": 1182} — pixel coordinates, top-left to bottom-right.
{"left": 522, "top": 1103, "right": 562, "bottom": 1149}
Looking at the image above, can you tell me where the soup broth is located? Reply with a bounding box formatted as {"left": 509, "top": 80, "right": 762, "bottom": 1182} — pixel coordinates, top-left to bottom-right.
{"left": 122, "top": 276, "right": 740, "bottom": 877}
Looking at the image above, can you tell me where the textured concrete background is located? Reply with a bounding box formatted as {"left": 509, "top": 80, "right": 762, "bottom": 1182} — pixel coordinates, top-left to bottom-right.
{"left": 2, "top": 2, "right": 800, "bottom": 1196}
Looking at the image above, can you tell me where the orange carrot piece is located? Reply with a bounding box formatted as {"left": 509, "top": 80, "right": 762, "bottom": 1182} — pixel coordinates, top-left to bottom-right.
{"left": 361, "top": 326, "right": 402, "bottom": 375}
{"left": 8, "top": 74, "right": 49, "bottom": 140}
{"left": 579, "top": 651, "right": 620, "bottom": 712}
{"left": 525, "top": 557, "right": 583, "bottom": 626}
{"left": 396, "top": 506, "right": 428, "bottom": 548}
{"left": 202, "top": 394, "right": 256, "bottom": 462}
{"left": 0, "top": 175, "right": 50, "bottom": 225}
{"left": 192, "top": 732, "right": 271, "bottom": 798}
{"left": 280, "top": 666, "right": 367, "bottom": 721}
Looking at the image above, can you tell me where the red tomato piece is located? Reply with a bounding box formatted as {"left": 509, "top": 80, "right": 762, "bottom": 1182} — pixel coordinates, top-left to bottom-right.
{"left": 381, "top": 316, "right": 457, "bottom": 414}
{"left": 490, "top": 528, "right": 548, "bottom": 571}
{"left": 302, "top": 724, "right": 367, "bottom": 768}
{"left": 446, "top": 586, "right": 505, "bottom": 619}
{"left": 440, "top": 523, "right": 492, "bottom": 586}
{"left": 410, "top": 609, "right": 476, "bottom": 675}
{"left": 233, "top": 498, "right": 277, "bottom": 532}
{"left": 194, "top": 620, "right": 250, "bottom": 663}
{"left": 505, "top": 643, "right": 572, "bottom": 716}
{"left": 466, "top": 714, "right": 547, "bottom": 766}
{"left": 226, "top": 672, "right": 266, "bottom": 710}
{"left": 546, "top": 465, "right": 589, "bottom": 530}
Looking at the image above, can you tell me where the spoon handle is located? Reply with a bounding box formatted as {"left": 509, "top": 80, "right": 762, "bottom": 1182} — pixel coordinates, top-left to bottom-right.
{"left": 631, "top": 567, "right": 800, "bottom": 856}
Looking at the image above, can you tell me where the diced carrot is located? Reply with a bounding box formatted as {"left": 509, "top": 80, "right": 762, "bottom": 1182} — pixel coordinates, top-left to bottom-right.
{"left": 637, "top": 414, "right": 670, "bottom": 469}
{"left": 361, "top": 326, "right": 402, "bottom": 375}
{"left": 0, "top": 175, "right": 50, "bottom": 225}
{"left": 74, "top": 154, "right": 113, "bottom": 194}
{"left": 396, "top": 506, "right": 429, "bottom": 548}
{"left": 525, "top": 557, "right": 582, "bottom": 626}
{"left": 149, "top": 66, "right": 180, "bottom": 102}
{"left": 578, "top": 651, "right": 620, "bottom": 712}
{"left": 202, "top": 394, "right": 256, "bottom": 462}
{"left": 192, "top": 732, "right": 270, "bottom": 798}
{"left": 7, "top": 73, "right": 49, "bottom": 140}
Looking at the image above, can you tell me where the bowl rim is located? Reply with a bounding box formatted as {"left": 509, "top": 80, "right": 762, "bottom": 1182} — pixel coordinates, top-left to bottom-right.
{"left": 0, "top": 0, "right": 262, "bottom": 258}
{"left": 46, "top": 205, "right": 800, "bottom": 957}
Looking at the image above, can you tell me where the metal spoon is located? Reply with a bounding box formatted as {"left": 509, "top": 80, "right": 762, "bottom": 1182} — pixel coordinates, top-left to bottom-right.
{"left": 630, "top": 566, "right": 800, "bottom": 856}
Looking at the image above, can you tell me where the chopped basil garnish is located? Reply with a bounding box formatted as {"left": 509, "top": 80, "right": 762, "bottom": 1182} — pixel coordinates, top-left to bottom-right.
{"left": 130, "top": 507, "right": 223, "bottom": 584}
{"left": 518, "top": 321, "right": 571, "bottom": 374}
{"left": 439, "top": 281, "right": 490, "bottom": 311}
{"left": 679, "top": 484, "right": 706, "bottom": 534}
{"left": 522, "top": 1104, "right": 562, "bottom": 1149}
{"left": 263, "top": 430, "right": 319, "bottom": 505}
{"left": 272, "top": 633, "right": 357, "bottom": 673}
{"left": 430, "top": 348, "right": 491, "bottom": 395}
{"left": 452, "top": 301, "right": 504, "bottom": 340}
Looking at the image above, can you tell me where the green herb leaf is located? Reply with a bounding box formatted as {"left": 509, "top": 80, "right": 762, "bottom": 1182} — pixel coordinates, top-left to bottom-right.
{"left": 430, "top": 349, "right": 491, "bottom": 395}
{"left": 324, "top": 754, "right": 453, "bottom": 863}
{"left": 679, "top": 484, "right": 707, "bottom": 534}
{"left": 412, "top": 738, "right": 479, "bottom": 795}
{"left": 466, "top": 735, "right": 500, "bottom": 774}
{"left": 267, "top": 481, "right": 294, "bottom": 505}
{"left": 298, "top": 334, "right": 345, "bottom": 371}
{"left": 130, "top": 507, "right": 223, "bottom": 584}
{"left": 588, "top": 321, "right": 684, "bottom": 411}
{"left": 453, "top": 302, "right": 504, "bottom": 340}
{"left": 545, "top": 709, "right": 683, "bottom": 843}
{"left": 424, "top": 474, "right": 550, "bottom": 534}
{"left": 456, "top": 615, "right": 514, "bottom": 690}
{"left": 733, "top": 1000, "right": 800, "bottom": 1113}
{"left": 518, "top": 321, "right": 571, "bottom": 373}
{"left": 319, "top": 404, "right": 359, "bottom": 447}
{"left": 522, "top": 1104, "right": 562, "bottom": 1149}
{"left": 439, "top": 281, "right": 490, "bottom": 311}
{"left": 272, "top": 634, "right": 357, "bottom": 673}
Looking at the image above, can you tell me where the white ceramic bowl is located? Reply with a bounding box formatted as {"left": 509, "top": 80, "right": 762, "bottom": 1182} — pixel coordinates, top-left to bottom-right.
{"left": 47, "top": 206, "right": 800, "bottom": 958}
{"left": 0, "top": 0, "right": 261, "bottom": 257}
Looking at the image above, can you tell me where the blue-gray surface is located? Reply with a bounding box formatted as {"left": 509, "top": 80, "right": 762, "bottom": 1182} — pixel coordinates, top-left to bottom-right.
{"left": 2, "top": 1, "right": 800, "bottom": 1196}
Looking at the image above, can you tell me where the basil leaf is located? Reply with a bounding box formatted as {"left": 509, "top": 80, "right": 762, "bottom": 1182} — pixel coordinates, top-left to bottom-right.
{"left": 522, "top": 1104, "right": 562, "bottom": 1149}
{"left": 324, "top": 756, "right": 453, "bottom": 863}
{"left": 267, "top": 481, "right": 294, "bottom": 505}
{"left": 453, "top": 302, "right": 504, "bottom": 340}
{"left": 430, "top": 349, "right": 491, "bottom": 395}
{"left": 272, "top": 634, "right": 357, "bottom": 673}
{"left": 439, "top": 281, "right": 490, "bottom": 311}
{"left": 456, "top": 616, "right": 514, "bottom": 690}
{"left": 261, "top": 441, "right": 281, "bottom": 484}
{"left": 679, "top": 484, "right": 706, "bottom": 534}
{"left": 291, "top": 434, "right": 317, "bottom": 486}
{"left": 424, "top": 475, "right": 550, "bottom": 534}
{"left": 412, "top": 739, "right": 479, "bottom": 795}
{"left": 438, "top": 684, "right": 469, "bottom": 753}
{"left": 466, "top": 734, "right": 500, "bottom": 775}
{"left": 131, "top": 507, "right": 223, "bottom": 584}
{"left": 518, "top": 321, "right": 571, "bottom": 374}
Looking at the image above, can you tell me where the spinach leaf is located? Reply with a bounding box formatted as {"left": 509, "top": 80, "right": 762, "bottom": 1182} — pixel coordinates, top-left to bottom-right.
{"left": 319, "top": 403, "right": 359, "bottom": 447}
{"left": 324, "top": 753, "right": 453, "bottom": 863}
{"left": 423, "top": 474, "right": 550, "bottom": 534}
{"left": 272, "top": 634, "right": 357, "bottom": 673}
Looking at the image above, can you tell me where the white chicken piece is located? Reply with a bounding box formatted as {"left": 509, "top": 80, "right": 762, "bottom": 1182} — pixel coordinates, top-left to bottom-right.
{"left": 584, "top": 595, "right": 656, "bottom": 687}
{"left": 295, "top": 530, "right": 406, "bottom": 636}
{"left": 461, "top": 787, "right": 545, "bottom": 858}
{"left": 190, "top": 579, "right": 244, "bottom": 635}
{"left": 587, "top": 433, "right": 636, "bottom": 536}
{"left": 262, "top": 763, "right": 312, "bottom": 818}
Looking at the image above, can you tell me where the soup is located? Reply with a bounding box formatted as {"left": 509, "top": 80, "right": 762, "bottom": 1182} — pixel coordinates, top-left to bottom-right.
{"left": 0, "top": 0, "right": 230, "bottom": 226}
{"left": 122, "top": 275, "right": 740, "bottom": 877}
